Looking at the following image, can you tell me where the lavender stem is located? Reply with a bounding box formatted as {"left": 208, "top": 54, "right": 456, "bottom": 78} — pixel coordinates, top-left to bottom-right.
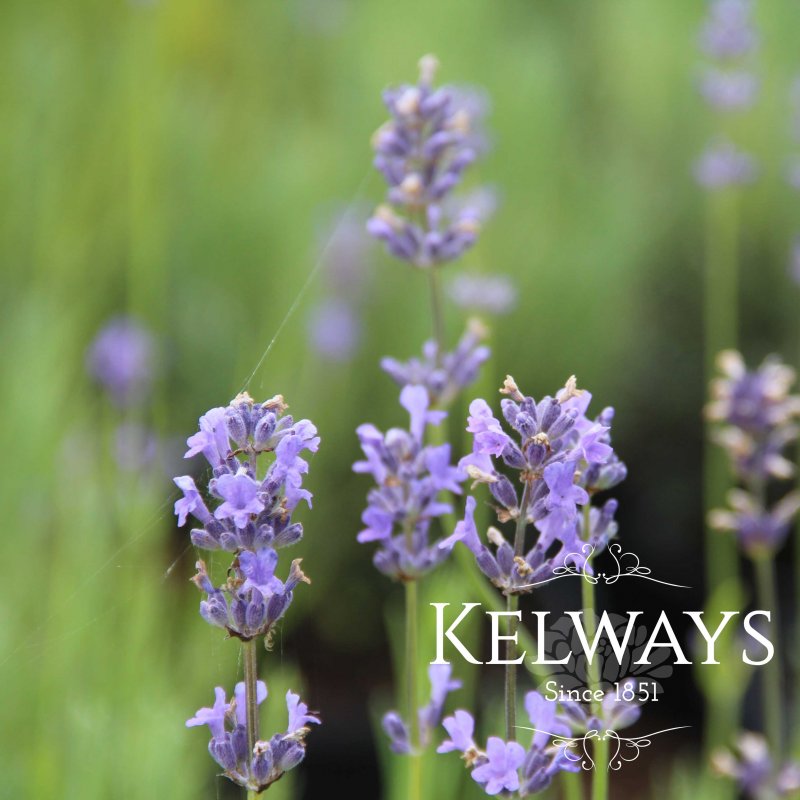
{"left": 703, "top": 188, "right": 741, "bottom": 753}
{"left": 505, "top": 482, "right": 532, "bottom": 741}
{"left": 405, "top": 576, "right": 422, "bottom": 799}
{"left": 243, "top": 639, "right": 260, "bottom": 776}
{"left": 428, "top": 267, "right": 446, "bottom": 367}
{"left": 582, "top": 505, "right": 608, "bottom": 800}
{"left": 754, "top": 555, "right": 782, "bottom": 757}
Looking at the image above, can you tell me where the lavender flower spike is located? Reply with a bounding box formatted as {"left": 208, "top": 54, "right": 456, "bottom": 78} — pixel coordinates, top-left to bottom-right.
{"left": 367, "top": 55, "right": 490, "bottom": 267}
{"left": 354, "top": 384, "right": 464, "bottom": 580}
{"left": 86, "top": 315, "right": 155, "bottom": 407}
{"left": 440, "top": 691, "right": 578, "bottom": 796}
{"left": 381, "top": 320, "right": 491, "bottom": 407}
{"left": 382, "top": 664, "right": 462, "bottom": 755}
{"left": 187, "top": 681, "right": 319, "bottom": 793}
{"left": 449, "top": 375, "right": 626, "bottom": 594}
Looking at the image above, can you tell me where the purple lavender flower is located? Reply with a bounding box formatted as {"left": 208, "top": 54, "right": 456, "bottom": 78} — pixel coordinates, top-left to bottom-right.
{"left": 381, "top": 321, "right": 490, "bottom": 407}
{"left": 699, "top": 0, "right": 758, "bottom": 59}
{"left": 712, "top": 733, "right": 800, "bottom": 798}
{"left": 367, "top": 55, "right": 489, "bottom": 267}
{"left": 86, "top": 315, "right": 155, "bottom": 407}
{"left": 440, "top": 692, "right": 577, "bottom": 796}
{"left": 699, "top": 69, "right": 759, "bottom": 111}
{"left": 175, "top": 393, "right": 319, "bottom": 553}
{"left": 354, "top": 385, "right": 464, "bottom": 579}
{"left": 447, "top": 376, "right": 625, "bottom": 594}
{"left": 307, "top": 298, "right": 361, "bottom": 362}
{"left": 706, "top": 350, "right": 800, "bottom": 480}
{"left": 555, "top": 680, "right": 642, "bottom": 735}
{"left": 187, "top": 681, "right": 319, "bottom": 793}
{"left": 382, "top": 664, "right": 462, "bottom": 755}
{"left": 707, "top": 351, "right": 800, "bottom": 557}
{"left": 693, "top": 141, "right": 757, "bottom": 189}
{"left": 448, "top": 273, "right": 517, "bottom": 316}
{"left": 471, "top": 738, "right": 526, "bottom": 795}
{"left": 709, "top": 489, "right": 800, "bottom": 558}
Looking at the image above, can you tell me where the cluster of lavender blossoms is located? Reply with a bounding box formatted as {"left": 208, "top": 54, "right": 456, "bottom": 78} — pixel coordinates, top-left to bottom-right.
{"left": 174, "top": 392, "right": 320, "bottom": 791}
{"left": 381, "top": 319, "right": 490, "bottom": 407}
{"left": 706, "top": 351, "right": 800, "bottom": 557}
{"left": 439, "top": 691, "right": 580, "bottom": 796}
{"left": 694, "top": 0, "right": 759, "bottom": 188}
{"left": 382, "top": 665, "right": 462, "bottom": 754}
{"left": 186, "top": 683, "right": 319, "bottom": 792}
{"left": 354, "top": 384, "right": 464, "bottom": 579}
{"left": 443, "top": 376, "right": 626, "bottom": 593}
{"left": 86, "top": 315, "right": 155, "bottom": 407}
{"left": 367, "top": 54, "right": 490, "bottom": 267}
{"left": 712, "top": 733, "right": 800, "bottom": 799}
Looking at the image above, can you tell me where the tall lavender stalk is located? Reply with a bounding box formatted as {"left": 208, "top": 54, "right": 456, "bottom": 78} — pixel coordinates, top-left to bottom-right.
{"left": 174, "top": 392, "right": 320, "bottom": 795}
{"left": 694, "top": 0, "right": 759, "bottom": 755}
{"left": 707, "top": 352, "right": 800, "bottom": 760}
{"left": 364, "top": 54, "right": 493, "bottom": 796}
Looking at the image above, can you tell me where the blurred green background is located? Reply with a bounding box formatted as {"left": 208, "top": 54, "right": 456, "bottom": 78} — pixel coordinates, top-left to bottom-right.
{"left": 3, "top": 0, "right": 800, "bottom": 797}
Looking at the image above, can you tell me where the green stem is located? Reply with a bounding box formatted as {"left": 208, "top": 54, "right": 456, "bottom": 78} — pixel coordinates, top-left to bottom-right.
{"left": 405, "top": 578, "right": 422, "bottom": 800}
{"left": 561, "top": 771, "right": 584, "bottom": 800}
{"left": 703, "top": 187, "right": 741, "bottom": 753}
{"left": 505, "top": 482, "right": 532, "bottom": 742}
{"left": 243, "top": 639, "right": 260, "bottom": 799}
{"left": 506, "top": 591, "right": 519, "bottom": 742}
{"left": 754, "top": 555, "right": 782, "bottom": 757}
{"left": 243, "top": 640, "right": 259, "bottom": 756}
{"left": 581, "top": 509, "right": 608, "bottom": 800}
{"left": 428, "top": 267, "right": 446, "bottom": 366}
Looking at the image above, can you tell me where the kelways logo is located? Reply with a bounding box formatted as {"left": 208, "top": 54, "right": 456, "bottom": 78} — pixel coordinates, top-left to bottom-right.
{"left": 427, "top": 547, "right": 774, "bottom": 772}
{"left": 429, "top": 605, "right": 774, "bottom": 669}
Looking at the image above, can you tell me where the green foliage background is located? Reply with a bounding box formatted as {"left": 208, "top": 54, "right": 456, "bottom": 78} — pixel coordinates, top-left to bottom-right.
{"left": 2, "top": 0, "right": 799, "bottom": 797}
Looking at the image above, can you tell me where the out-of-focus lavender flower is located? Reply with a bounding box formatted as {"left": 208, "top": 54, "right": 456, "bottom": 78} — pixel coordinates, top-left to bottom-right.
{"left": 695, "top": 2, "right": 759, "bottom": 188}
{"left": 556, "top": 679, "right": 642, "bottom": 735}
{"left": 706, "top": 351, "right": 800, "bottom": 481}
{"left": 707, "top": 351, "right": 800, "bottom": 557}
{"left": 709, "top": 489, "right": 800, "bottom": 559}
{"left": 699, "top": 0, "right": 758, "bottom": 59}
{"left": 186, "top": 681, "right": 319, "bottom": 793}
{"left": 306, "top": 206, "right": 374, "bottom": 363}
{"left": 712, "top": 733, "right": 800, "bottom": 799}
{"left": 440, "top": 692, "right": 577, "bottom": 796}
{"left": 86, "top": 315, "right": 155, "bottom": 407}
{"left": 699, "top": 69, "right": 759, "bottom": 111}
{"left": 693, "top": 141, "right": 757, "bottom": 189}
{"left": 789, "top": 236, "right": 800, "bottom": 285}
{"left": 114, "top": 422, "right": 158, "bottom": 472}
{"left": 353, "top": 385, "right": 464, "bottom": 580}
{"left": 367, "top": 55, "right": 490, "bottom": 267}
{"left": 381, "top": 320, "right": 490, "bottom": 407}
{"left": 382, "top": 664, "right": 462, "bottom": 754}
{"left": 448, "top": 273, "right": 517, "bottom": 316}
{"left": 444, "top": 376, "right": 626, "bottom": 595}
{"left": 307, "top": 298, "right": 360, "bottom": 362}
